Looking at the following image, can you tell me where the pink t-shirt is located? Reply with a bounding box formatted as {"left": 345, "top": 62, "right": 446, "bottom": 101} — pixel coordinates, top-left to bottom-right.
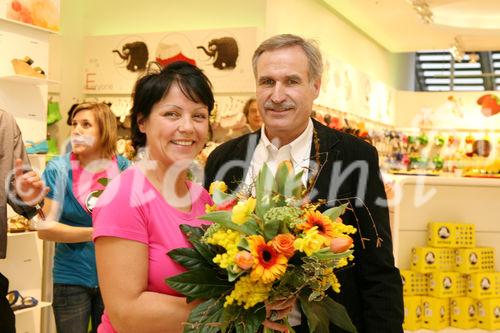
{"left": 71, "top": 153, "right": 119, "bottom": 213}
{"left": 92, "top": 166, "right": 213, "bottom": 333}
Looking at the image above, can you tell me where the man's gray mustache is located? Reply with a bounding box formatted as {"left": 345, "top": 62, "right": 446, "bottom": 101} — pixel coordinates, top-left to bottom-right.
{"left": 263, "top": 101, "right": 296, "bottom": 111}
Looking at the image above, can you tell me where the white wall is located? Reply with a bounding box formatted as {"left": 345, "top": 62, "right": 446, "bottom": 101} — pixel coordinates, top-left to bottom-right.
{"left": 395, "top": 90, "right": 500, "bottom": 130}
{"left": 83, "top": 0, "right": 267, "bottom": 35}
{"left": 47, "top": 0, "right": 86, "bottom": 148}
{"left": 264, "top": 0, "right": 394, "bottom": 86}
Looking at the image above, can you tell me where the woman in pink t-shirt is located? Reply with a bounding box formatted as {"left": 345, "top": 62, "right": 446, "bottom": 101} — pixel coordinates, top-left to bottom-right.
{"left": 92, "top": 61, "right": 215, "bottom": 333}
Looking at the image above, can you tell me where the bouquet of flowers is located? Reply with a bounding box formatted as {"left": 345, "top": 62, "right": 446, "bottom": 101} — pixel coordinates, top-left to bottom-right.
{"left": 166, "top": 161, "right": 357, "bottom": 333}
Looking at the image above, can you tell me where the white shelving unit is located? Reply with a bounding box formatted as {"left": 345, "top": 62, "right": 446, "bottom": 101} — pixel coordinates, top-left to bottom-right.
{"left": 7, "top": 231, "right": 37, "bottom": 238}
{"left": 0, "top": 16, "right": 55, "bottom": 333}
{"left": 14, "top": 301, "right": 51, "bottom": 316}
{"left": 0, "top": 74, "right": 59, "bottom": 85}
{"left": 406, "top": 329, "right": 489, "bottom": 333}
{"left": 392, "top": 175, "right": 500, "bottom": 333}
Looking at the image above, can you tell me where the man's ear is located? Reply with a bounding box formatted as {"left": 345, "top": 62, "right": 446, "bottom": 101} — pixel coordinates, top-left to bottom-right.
{"left": 312, "top": 77, "right": 321, "bottom": 98}
{"left": 137, "top": 114, "right": 146, "bottom": 133}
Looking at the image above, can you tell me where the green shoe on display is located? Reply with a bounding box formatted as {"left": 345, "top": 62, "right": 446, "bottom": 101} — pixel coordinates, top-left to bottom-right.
{"left": 47, "top": 101, "right": 62, "bottom": 125}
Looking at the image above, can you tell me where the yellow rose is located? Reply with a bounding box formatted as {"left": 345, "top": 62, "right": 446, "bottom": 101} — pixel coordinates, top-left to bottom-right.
{"left": 209, "top": 181, "right": 228, "bottom": 195}
{"left": 293, "top": 227, "right": 327, "bottom": 256}
{"left": 231, "top": 198, "right": 256, "bottom": 225}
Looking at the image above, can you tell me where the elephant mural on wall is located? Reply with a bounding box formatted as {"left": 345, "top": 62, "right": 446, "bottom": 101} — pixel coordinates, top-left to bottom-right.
{"left": 197, "top": 37, "right": 238, "bottom": 70}
{"left": 112, "top": 41, "right": 149, "bottom": 72}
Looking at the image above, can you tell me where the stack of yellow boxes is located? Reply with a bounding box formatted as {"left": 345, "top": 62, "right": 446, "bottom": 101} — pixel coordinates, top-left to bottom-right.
{"left": 402, "top": 222, "right": 500, "bottom": 331}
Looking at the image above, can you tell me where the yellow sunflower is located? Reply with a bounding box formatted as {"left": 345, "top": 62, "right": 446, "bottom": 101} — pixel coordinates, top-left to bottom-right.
{"left": 298, "top": 210, "right": 336, "bottom": 238}
{"left": 247, "top": 235, "right": 287, "bottom": 284}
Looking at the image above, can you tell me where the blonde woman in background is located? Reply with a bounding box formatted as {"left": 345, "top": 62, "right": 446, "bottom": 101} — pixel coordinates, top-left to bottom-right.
{"left": 35, "top": 103, "right": 130, "bottom": 333}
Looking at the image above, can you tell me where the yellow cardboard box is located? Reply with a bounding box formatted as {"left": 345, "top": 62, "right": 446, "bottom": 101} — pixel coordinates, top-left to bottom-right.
{"left": 450, "top": 296, "right": 477, "bottom": 329}
{"left": 427, "top": 222, "right": 475, "bottom": 248}
{"left": 456, "top": 247, "right": 495, "bottom": 273}
{"left": 428, "top": 271, "right": 467, "bottom": 298}
{"left": 421, "top": 296, "right": 450, "bottom": 330}
{"left": 401, "top": 270, "right": 427, "bottom": 296}
{"left": 411, "top": 247, "right": 455, "bottom": 273}
{"left": 403, "top": 296, "right": 422, "bottom": 331}
{"left": 468, "top": 272, "right": 500, "bottom": 299}
{"left": 477, "top": 298, "right": 500, "bottom": 330}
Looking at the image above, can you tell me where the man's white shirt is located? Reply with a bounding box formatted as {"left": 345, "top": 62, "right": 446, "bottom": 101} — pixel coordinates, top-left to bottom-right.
{"left": 243, "top": 118, "right": 314, "bottom": 326}
{"left": 244, "top": 118, "right": 314, "bottom": 188}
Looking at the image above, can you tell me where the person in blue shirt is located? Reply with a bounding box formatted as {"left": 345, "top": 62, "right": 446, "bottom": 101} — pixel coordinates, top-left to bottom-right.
{"left": 35, "top": 103, "right": 130, "bottom": 333}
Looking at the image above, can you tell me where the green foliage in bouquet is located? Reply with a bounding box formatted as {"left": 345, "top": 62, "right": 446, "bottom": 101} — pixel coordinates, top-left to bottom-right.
{"left": 166, "top": 161, "right": 358, "bottom": 333}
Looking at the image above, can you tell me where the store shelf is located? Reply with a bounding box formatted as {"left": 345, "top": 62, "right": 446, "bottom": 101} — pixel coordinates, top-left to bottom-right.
{"left": 406, "top": 329, "right": 490, "bottom": 333}
{"left": 393, "top": 175, "right": 500, "bottom": 269}
{"left": 7, "top": 231, "right": 36, "bottom": 238}
{"left": 0, "top": 75, "right": 59, "bottom": 86}
{"left": 0, "top": 18, "right": 59, "bottom": 34}
{"left": 14, "top": 301, "right": 51, "bottom": 316}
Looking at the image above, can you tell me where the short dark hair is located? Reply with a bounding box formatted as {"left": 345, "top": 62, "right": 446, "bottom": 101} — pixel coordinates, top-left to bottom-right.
{"left": 130, "top": 61, "right": 214, "bottom": 150}
{"left": 243, "top": 97, "right": 256, "bottom": 118}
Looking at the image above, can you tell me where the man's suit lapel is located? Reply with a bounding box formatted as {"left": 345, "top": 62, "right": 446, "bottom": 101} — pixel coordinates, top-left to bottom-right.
{"left": 308, "top": 120, "right": 342, "bottom": 205}
{"left": 224, "top": 131, "right": 260, "bottom": 191}
{"left": 225, "top": 121, "right": 343, "bottom": 198}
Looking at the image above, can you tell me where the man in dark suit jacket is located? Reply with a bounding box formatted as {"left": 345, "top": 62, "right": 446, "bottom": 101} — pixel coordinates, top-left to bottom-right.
{"left": 204, "top": 34, "right": 403, "bottom": 333}
{"left": 1, "top": 109, "right": 47, "bottom": 333}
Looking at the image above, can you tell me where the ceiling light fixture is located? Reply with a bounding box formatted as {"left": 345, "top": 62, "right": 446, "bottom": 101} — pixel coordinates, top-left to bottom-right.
{"left": 407, "top": 0, "right": 434, "bottom": 24}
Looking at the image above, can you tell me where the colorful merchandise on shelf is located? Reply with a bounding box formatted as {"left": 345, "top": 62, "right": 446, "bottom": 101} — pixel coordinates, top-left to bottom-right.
{"left": 47, "top": 101, "right": 62, "bottom": 125}
{"left": 450, "top": 296, "right": 477, "bottom": 329}
{"left": 384, "top": 128, "right": 500, "bottom": 176}
{"left": 10, "top": 56, "right": 46, "bottom": 78}
{"left": 427, "top": 222, "right": 476, "bottom": 248}
{"left": 467, "top": 272, "right": 500, "bottom": 299}
{"left": 7, "top": 214, "right": 31, "bottom": 233}
{"left": 25, "top": 140, "right": 48, "bottom": 154}
{"left": 6, "top": 290, "right": 38, "bottom": 311}
{"left": 116, "top": 138, "right": 135, "bottom": 160}
{"left": 463, "top": 158, "right": 500, "bottom": 178}
{"left": 477, "top": 298, "right": 500, "bottom": 330}
{"left": 46, "top": 137, "right": 58, "bottom": 157}
{"left": 411, "top": 247, "right": 455, "bottom": 273}
{"left": 477, "top": 94, "right": 500, "bottom": 117}
{"left": 403, "top": 296, "right": 423, "bottom": 331}
{"left": 421, "top": 296, "right": 450, "bottom": 331}
{"left": 456, "top": 247, "right": 495, "bottom": 274}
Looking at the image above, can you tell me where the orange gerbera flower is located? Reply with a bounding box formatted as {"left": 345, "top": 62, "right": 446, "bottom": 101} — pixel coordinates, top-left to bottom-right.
{"left": 298, "top": 210, "right": 336, "bottom": 239}
{"left": 247, "top": 235, "right": 287, "bottom": 284}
